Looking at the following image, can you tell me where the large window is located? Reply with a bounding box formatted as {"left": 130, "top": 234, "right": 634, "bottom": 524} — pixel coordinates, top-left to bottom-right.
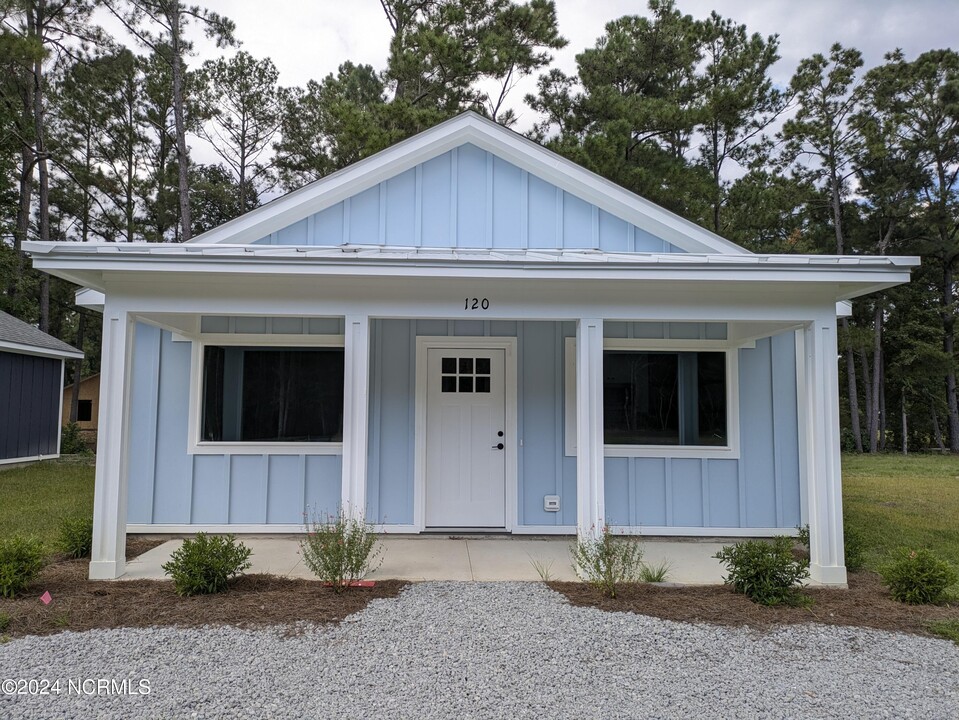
{"left": 603, "top": 351, "right": 726, "bottom": 446}
{"left": 564, "top": 340, "right": 736, "bottom": 457}
{"left": 201, "top": 346, "right": 344, "bottom": 443}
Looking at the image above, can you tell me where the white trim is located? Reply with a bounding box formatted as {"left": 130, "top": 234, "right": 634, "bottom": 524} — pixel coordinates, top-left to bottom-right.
{"left": 575, "top": 318, "right": 605, "bottom": 537}
{"left": 0, "top": 339, "right": 83, "bottom": 360}
{"left": 0, "top": 454, "right": 60, "bottom": 466}
{"left": 564, "top": 337, "right": 741, "bottom": 459}
{"left": 609, "top": 526, "right": 800, "bottom": 538}
{"left": 341, "top": 314, "right": 370, "bottom": 519}
{"left": 413, "top": 336, "right": 519, "bottom": 533}
{"left": 186, "top": 333, "right": 346, "bottom": 455}
{"left": 128, "top": 524, "right": 307, "bottom": 534}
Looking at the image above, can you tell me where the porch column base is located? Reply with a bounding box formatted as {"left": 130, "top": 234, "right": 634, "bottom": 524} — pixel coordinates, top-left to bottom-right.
{"left": 88, "top": 559, "right": 124, "bottom": 580}
{"left": 810, "top": 563, "right": 848, "bottom": 586}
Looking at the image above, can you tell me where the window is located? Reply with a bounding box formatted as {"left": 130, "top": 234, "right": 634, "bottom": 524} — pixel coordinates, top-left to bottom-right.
{"left": 564, "top": 339, "right": 738, "bottom": 457}
{"left": 200, "top": 346, "right": 344, "bottom": 443}
{"left": 76, "top": 399, "right": 93, "bottom": 422}
{"left": 604, "top": 351, "right": 726, "bottom": 446}
{"left": 441, "top": 356, "right": 491, "bottom": 393}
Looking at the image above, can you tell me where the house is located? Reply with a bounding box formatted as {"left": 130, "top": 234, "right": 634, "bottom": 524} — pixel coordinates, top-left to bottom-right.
{"left": 0, "top": 311, "right": 84, "bottom": 465}
{"left": 61, "top": 373, "right": 100, "bottom": 444}
{"left": 26, "top": 112, "right": 917, "bottom": 584}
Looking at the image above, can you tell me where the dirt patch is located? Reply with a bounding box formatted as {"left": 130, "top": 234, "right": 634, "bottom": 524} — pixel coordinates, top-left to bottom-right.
{"left": 548, "top": 572, "right": 959, "bottom": 639}
{"left": 0, "top": 544, "right": 407, "bottom": 639}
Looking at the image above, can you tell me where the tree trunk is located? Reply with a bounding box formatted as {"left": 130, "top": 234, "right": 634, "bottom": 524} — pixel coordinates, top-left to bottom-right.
{"left": 879, "top": 353, "right": 887, "bottom": 451}
{"left": 859, "top": 347, "right": 872, "bottom": 449}
{"left": 30, "top": 2, "right": 51, "bottom": 331}
{"left": 933, "top": 407, "right": 946, "bottom": 451}
{"left": 901, "top": 389, "right": 907, "bottom": 455}
{"left": 69, "top": 313, "right": 85, "bottom": 423}
{"left": 870, "top": 304, "right": 883, "bottom": 452}
{"left": 943, "top": 264, "right": 959, "bottom": 451}
{"left": 170, "top": 12, "right": 192, "bottom": 242}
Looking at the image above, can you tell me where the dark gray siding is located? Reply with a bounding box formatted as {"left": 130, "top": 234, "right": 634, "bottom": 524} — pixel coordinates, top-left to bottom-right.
{"left": 0, "top": 350, "right": 62, "bottom": 461}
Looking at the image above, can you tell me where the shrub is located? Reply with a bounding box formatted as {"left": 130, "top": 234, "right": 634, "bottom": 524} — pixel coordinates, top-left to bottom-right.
{"left": 161, "top": 533, "right": 252, "bottom": 596}
{"left": 0, "top": 536, "right": 46, "bottom": 598}
{"left": 570, "top": 526, "right": 643, "bottom": 598}
{"left": 300, "top": 508, "right": 382, "bottom": 592}
{"left": 0, "top": 612, "right": 10, "bottom": 633}
{"left": 57, "top": 515, "right": 94, "bottom": 559}
{"left": 714, "top": 536, "right": 810, "bottom": 606}
{"left": 880, "top": 548, "right": 958, "bottom": 605}
{"left": 60, "top": 422, "right": 88, "bottom": 455}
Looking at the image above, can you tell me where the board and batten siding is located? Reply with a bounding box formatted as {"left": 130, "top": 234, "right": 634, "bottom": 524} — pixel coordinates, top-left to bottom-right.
{"left": 0, "top": 350, "right": 62, "bottom": 461}
{"left": 126, "top": 323, "right": 341, "bottom": 526}
{"left": 126, "top": 320, "right": 800, "bottom": 531}
{"left": 252, "top": 144, "right": 685, "bottom": 253}
{"left": 366, "top": 321, "right": 802, "bottom": 530}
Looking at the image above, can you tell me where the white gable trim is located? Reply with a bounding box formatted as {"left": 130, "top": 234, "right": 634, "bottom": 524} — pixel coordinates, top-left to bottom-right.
{"left": 188, "top": 112, "right": 749, "bottom": 255}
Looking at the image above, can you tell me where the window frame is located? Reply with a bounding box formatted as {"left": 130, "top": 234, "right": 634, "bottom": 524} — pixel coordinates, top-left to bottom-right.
{"left": 564, "top": 337, "right": 740, "bottom": 459}
{"left": 187, "top": 333, "right": 346, "bottom": 455}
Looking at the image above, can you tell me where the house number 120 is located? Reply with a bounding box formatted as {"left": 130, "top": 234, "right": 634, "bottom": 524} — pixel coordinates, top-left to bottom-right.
{"left": 465, "top": 297, "right": 490, "bottom": 310}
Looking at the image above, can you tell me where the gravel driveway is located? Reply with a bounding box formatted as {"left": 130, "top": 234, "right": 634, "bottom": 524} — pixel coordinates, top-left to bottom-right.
{"left": 2, "top": 582, "right": 957, "bottom": 719}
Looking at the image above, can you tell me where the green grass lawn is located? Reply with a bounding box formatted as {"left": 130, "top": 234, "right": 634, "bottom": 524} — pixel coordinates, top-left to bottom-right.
{"left": 842, "top": 453, "right": 959, "bottom": 570}
{"left": 0, "top": 459, "right": 95, "bottom": 545}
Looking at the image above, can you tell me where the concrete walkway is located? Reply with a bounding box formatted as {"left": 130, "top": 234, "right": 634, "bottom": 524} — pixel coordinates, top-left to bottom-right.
{"left": 123, "top": 535, "right": 729, "bottom": 584}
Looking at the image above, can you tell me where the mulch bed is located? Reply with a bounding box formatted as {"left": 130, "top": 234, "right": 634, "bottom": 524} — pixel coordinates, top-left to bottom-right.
{"left": 0, "top": 539, "right": 408, "bottom": 639}
{"left": 549, "top": 572, "right": 959, "bottom": 639}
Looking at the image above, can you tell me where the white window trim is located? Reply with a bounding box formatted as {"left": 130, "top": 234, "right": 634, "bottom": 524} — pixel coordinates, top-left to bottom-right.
{"left": 187, "top": 333, "right": 346, "bottom": 455}
{"left": 564, "top": 337, "right": 741, "bottom": 459}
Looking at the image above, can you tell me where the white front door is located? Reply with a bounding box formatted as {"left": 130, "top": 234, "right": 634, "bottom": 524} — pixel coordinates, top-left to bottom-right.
{"left": 425, "top": 348, "right": 507, "bottom": 528}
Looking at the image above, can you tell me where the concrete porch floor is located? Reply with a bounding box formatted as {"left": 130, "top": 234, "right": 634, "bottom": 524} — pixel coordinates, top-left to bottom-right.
{"left": 123, "top": 536, "right": 729, "bottom": 584}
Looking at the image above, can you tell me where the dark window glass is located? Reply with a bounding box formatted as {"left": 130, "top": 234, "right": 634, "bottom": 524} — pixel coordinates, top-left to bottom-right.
{"left": 475, "top": 358, "right": 490, "bottom": 375}
{"left": 696, "top": 353, "right": 727, "bottom": 446}
{"left": 442, "top": 376, "right": 456, "bottom": 393}
{"left": 459, "top": 357, "right": 473, "bottom": 374}
{"left": 76, "top": 399, "right": 93, "bottom": 422}
{"left": 202, "top": 346, "right": 344, "bottom": 442}
{"left": 603, "top": 351, "right": 726, "bottom": 446}
{"left": 442, "top": 357, "right": 456, "bottom": 374}
{"left": 476, "top": 376, "right": 491, "bottom": 393}
{"left": 458, "top": 376, "right": 473, "bottom": 393}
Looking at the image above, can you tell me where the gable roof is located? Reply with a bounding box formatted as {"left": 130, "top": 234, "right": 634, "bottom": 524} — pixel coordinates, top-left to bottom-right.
{"left": 188, "top": 112, "right": 749, "bottom": 255}
{"left": 0, "top": 311, "right": 83, "bottom": 360}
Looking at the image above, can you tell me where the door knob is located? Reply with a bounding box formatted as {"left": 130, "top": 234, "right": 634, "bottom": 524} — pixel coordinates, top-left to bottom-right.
{"left": 492, "top": 443, "right": 504, "bottom": 450}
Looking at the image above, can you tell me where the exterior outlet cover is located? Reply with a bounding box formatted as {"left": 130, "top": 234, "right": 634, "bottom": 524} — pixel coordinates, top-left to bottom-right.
{"left": 544, "top": 495, "right": 560, "bottom": 512}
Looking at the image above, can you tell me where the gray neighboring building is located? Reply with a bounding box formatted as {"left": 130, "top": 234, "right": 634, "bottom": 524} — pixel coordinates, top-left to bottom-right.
{"left": 0, "top": 311, "right": 83, "bottom": 464}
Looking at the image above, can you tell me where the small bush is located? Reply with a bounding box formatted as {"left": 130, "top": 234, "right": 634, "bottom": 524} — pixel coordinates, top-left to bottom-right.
{"left": 0, "top": 536, "right": 46, "bottom": 598}
{"left": 714, "top": 536, "right": 810, "bottom": 606}
{"left": 638, "top": 559, "right": 671, "bottom": 583}
{"left": 570, "top": 526, "right": 643, "bottom": 598}
{"left": 880, "top": 548, "right": 958, "bottom": 605}
{"left": 161, "top": 533, "right": 252, "bottom": 597}
{"left": 300, "top": 508, "right": 382, "bottom": 592}
{"left": 60, "top": 422, "right": 88, "bottom": 455}
{"left": 57, "top": 515, "right": 94, "bottom": 559}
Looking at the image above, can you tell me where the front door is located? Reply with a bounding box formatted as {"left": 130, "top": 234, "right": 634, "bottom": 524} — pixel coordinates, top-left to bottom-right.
{"left": 425, "top": 348, "right": 507, "bottom": 528}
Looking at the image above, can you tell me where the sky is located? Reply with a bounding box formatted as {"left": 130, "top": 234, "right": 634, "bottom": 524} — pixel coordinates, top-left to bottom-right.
{"left": 100, "top": 0, "right": 959, "bottom": 169}
{"left": 185, "top": 0, "right": 957, "bottom": 123}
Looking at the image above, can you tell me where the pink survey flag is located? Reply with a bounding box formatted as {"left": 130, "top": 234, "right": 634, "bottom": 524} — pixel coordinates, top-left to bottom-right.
{"left": 40, "top": 591, "right": 52, "bottom": 605}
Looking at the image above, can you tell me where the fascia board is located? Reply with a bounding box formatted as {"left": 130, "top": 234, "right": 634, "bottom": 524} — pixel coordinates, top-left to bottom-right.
{"left": 0, "top": 339, "right": 83, "bottom": 360}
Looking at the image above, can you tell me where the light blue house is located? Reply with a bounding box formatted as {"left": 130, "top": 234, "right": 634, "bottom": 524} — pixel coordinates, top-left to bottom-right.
{"left": 27, "top": 112, "right": 916, "bottom": 585}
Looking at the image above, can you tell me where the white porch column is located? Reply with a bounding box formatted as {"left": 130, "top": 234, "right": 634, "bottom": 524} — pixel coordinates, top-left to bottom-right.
{"left": 341, "top": 314, "right": 371, "bottom": 520}
{"left": 89, "top": 306, "right": 135, "bottom": 580}
{"left": 803, "top": 316, "right": 847, "bottom": 585}
{"left": 576, "top": 318, "right": 605, "bottom": 537}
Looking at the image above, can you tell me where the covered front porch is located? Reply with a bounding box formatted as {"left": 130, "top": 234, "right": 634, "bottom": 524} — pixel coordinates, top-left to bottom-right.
{"left": 121, "top": 535, "right": 730, "bottom": 584}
